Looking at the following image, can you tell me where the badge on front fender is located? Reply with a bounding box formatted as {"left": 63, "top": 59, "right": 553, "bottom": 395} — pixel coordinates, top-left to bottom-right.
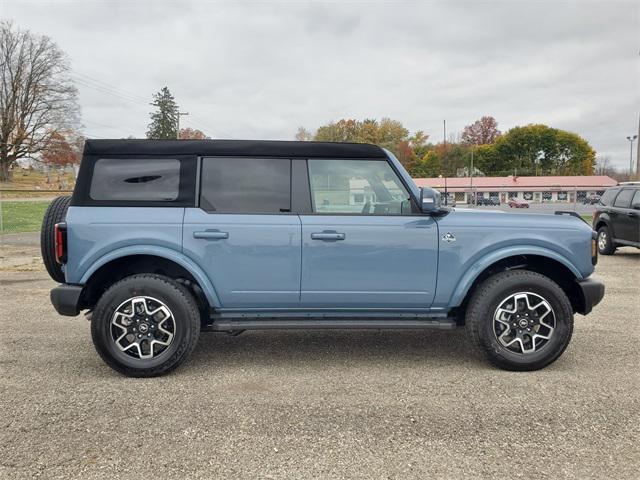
{"left": 442, "top": 232, "right": 456, "bottom": 244}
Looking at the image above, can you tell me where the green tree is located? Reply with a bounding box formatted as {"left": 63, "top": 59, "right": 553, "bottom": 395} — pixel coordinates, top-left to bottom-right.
{"left": 305, "top": 118, "right": 422, "bottom": 173}
{"left": 413, "top": 149, "right": 440, "bottom": 177}
{"left": 491, "top": 124, "right": 595, "bottom": 175}
{"left": 376, "top": 118, "right": 409, "bottom": 152}
{"left": 146, "top": 87, "right": 178, "bottom": 139}
{"left": 438, "top": 143, "right": 471, "bottom": 177}
{"left": 474, "top": 143, "right": 504, "bottom": 175}
{"left": 314, "top": 119, "right": 361, "bottom": 142}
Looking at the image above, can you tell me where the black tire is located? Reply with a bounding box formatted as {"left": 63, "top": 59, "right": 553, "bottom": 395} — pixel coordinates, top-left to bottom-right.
{"left": 91, "top": 274, "right": 201, "bottom": 377}
{"left": 597, "top": 225, "right": 616, "bottom": 255}
{"left": 40, "top": 195, "right": 71, "bottom": 283}
{"left": 465, "top": 270, "right": 574, "bottom": 371}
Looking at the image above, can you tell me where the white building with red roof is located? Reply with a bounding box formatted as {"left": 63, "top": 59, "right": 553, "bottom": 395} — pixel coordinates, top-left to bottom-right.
{"left": 413, "top": 175, "right": 617, "bottom": 204}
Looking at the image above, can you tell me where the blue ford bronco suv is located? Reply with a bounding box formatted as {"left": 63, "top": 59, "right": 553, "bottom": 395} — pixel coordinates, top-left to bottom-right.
{"left": 42, "top": 139, "right": 604, "bottom": 377}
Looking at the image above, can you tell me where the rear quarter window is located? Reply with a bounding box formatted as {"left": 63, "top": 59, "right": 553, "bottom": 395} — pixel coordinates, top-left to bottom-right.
{"left": 90, "top": 158, "right": 180, "bottom": 201}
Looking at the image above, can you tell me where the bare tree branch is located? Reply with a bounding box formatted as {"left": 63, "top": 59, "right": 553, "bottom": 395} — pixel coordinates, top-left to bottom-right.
{"left": 0, "top": 21, "right": 79, "bottom": 181}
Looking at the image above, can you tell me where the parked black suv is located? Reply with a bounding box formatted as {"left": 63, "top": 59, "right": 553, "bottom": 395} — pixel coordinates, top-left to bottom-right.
{"left": 593, "top": 183, "right": 640, "bottom": 255}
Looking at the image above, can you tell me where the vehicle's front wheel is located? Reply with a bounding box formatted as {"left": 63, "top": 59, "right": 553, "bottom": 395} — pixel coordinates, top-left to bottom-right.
{"left": 597, "top": 225, "right": 616, "bottom": 255}
{"left": 465, "top": 270, "right": 573, "bottom": 371}
{"left": 91, "top": 274, "right": 201, "bottom": 377}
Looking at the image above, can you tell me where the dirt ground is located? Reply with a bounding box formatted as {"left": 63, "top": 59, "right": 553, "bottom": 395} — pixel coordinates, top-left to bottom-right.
{"left": 1, "top": 234, "right": 638, "bottom": 479}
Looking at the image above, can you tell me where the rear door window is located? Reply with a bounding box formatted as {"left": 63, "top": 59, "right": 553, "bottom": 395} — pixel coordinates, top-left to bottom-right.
{"left": 90, "top": 158, "right": 180, "bottom": 201}
{"left": 599, "top": 188, "right": 620, "bottom": 206}
{"left": 200, "top": 157, "right": 291, "bottom": 213}
{"left": 613, "top": 189, "right": 634, "bottom": 208}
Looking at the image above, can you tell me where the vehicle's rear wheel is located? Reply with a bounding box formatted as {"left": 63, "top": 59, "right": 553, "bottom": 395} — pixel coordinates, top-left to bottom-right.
{"left": 91, "top": 274, "right": 201, "bottom": 377}
{"left": 465, "top": 270, "right": 573, "bottom": 371}
{"left": 40, "top": 195, "right": 71, "bottom": 283}
{"left": 597, "top": 226, "right": 616, "bottom": 255}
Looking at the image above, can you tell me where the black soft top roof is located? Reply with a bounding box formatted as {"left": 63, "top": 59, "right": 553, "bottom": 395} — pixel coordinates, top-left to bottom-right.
{"left": 83, "top": 139, "right": 387, "bottom": 158}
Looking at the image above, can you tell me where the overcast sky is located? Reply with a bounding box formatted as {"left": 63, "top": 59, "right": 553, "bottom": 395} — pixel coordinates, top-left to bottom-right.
{"left": 2, "top": 0, "right": 639, "bottom": 169}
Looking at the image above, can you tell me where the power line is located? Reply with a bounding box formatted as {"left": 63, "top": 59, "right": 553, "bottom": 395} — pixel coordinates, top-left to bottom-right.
{"left": 64, "top": 66, "right": 150, "bottom": 106}
{"left": 72, "top": 76, "right": 149, "bottom": 106}
{"left": 187, "top": 114, "right": 233, "bottom": 138}
{"left": 71, "top": 70, "right": 148, "bottom": 103}
{"left": 82, "top": 119, "right": 132, "bottom": 137}
{"left": 64, "top": 67, "right": 232, "bottom": 139}
{"left": 182, "top": 117, "right": 216, "bottom": 137}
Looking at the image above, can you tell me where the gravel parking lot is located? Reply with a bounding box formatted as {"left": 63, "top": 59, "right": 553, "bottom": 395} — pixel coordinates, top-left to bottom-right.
{"left": 1, "top": 236, "right": 638, "bottom": 479}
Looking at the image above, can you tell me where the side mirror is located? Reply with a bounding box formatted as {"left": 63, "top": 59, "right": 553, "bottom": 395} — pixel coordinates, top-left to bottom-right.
{"left": 633, "top": 203, "right": 640, "bottom": 210}
{"left": 420, "top": 187, "right": 442, "bottom": 213}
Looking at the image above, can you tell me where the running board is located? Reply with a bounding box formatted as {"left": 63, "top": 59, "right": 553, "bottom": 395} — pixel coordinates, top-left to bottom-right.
{"left": 207, "top": 318, "right": 457, "bottom": 331}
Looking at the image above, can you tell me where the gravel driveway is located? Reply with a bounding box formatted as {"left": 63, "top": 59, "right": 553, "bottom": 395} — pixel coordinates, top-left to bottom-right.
{"left": 0, "top": 249, "right": 638, "bottom": 479}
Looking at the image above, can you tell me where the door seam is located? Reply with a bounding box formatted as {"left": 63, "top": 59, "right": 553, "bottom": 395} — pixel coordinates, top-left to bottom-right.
{"left": 298, "top": 214, "right": 303, "bottom": 304}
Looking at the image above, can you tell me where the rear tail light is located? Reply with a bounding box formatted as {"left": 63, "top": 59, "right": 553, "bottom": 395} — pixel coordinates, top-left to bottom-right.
{"left": 54, "top": 222, "right": 67, "bottom": 264}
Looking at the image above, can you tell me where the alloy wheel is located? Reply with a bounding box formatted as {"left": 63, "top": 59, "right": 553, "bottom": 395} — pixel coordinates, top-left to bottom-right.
{"left": 493, "top": 292, "right": 555, "bottom": 354}
{"left": 598, "top": 231, "right": 607, "bottom": 251}
{"left": 110, "top": 296, "right": 176, "bottom": 359}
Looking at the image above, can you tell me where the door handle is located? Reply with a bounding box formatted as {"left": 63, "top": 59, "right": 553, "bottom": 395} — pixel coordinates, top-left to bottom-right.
{"left": 193, "top": 230, "right": 229, "bottom": 240}
{"left": 311, "top": 232, "right": 346, "bottom": 241}
{"left": 627, "top": 212, "right": 637, "bottom": 217}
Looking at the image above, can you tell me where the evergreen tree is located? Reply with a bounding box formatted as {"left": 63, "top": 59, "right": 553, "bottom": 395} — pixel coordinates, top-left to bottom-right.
{"left": 146, "top": 87, "right": 178, "bottom": 139}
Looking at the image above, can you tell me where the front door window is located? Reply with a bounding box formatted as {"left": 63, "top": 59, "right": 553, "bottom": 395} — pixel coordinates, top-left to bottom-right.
{"left": 308, "top": 159, "right": 412, "bottom": 215}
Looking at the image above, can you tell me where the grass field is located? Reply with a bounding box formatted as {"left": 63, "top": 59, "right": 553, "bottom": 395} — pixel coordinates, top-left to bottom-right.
{"left": 0, "top": 201, "right": 49, "bottom": 233}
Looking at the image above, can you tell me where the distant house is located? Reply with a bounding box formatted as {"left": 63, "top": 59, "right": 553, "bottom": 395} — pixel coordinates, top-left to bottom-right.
{"left": 413, "top": 175, "right": 617, "bottom": 204}
{"left": 15, "top": 156, "right": 41, "bottom": 169}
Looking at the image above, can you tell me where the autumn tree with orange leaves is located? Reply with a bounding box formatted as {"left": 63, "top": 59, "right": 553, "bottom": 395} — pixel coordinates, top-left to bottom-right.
{"left": 304, "top": 118, "right": 428, "bottom": 173}
{"left": 179, "top": 127, "right": 207, "bottom": 139}
{"left": 41, "top": 131, "right": 82, "bottom": 166}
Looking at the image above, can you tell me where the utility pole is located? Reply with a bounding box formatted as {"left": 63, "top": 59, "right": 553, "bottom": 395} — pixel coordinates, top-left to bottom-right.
{"left": 637, "top": 113, "right": 640, "bottom": 179}
{"left": 627, "top": 134, "right": 638, "bottom": 176}
{"left": 443, "top": 120, "right": 447, "bottom": 204}
{"left": 177, "top": 111, "right": 190, "bottom": 139}
{"left": 443, "top": 120, "right": 446, "bottom": 148}
{"left": 444, "top": 176, "right": 448, "bottom": 203}
{"left": 470, "top": 144, "right": 474, "bottom": 207}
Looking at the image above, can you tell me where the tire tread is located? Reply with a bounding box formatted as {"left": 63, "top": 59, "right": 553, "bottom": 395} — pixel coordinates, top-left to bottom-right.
{"left": 91, "top": 273, "right": 201, "bottom": 377}
{"left": 40, "top": 195, "right": 71, "bottom": 283}
{"left": 465, "top": 270, "right": 573, "bottom": 371}
{"left": 597, "top": 225, "right": 616, "bottom": 255}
